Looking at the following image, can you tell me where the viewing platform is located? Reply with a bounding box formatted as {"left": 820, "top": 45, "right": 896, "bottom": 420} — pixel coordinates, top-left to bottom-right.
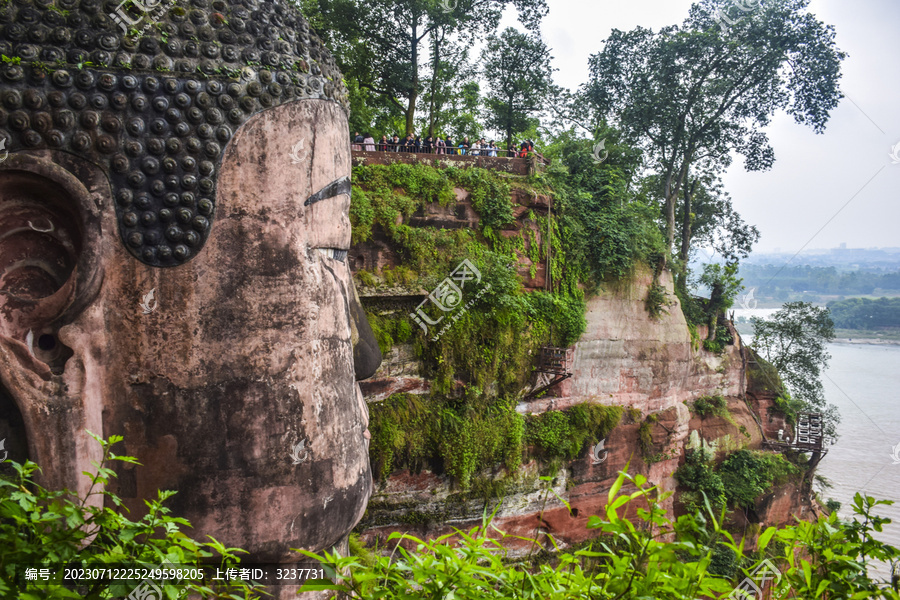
{"left": 351, "top": 149, "right": 550, "bottom": 176}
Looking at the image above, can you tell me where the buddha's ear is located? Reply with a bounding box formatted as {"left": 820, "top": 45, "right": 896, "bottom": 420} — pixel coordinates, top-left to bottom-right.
{"left": 0, "top": 155, "right": 104, "bottom": 370}
{"left": 0, "top": 153, "right": 105, "bottom": 491}
{"left": 347, "top": 265, "right": 381, "bottom": 381}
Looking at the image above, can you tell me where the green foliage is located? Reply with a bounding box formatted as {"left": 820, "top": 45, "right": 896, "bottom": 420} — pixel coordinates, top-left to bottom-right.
{"left": 368, "top": 392, "right": 524, "bottom": 489}
{"left": 351, "top": 163, "right": 586, "bottom": 401}
{"left": 380, "top": 265, "right": 418, "bottom": 287}
{"left": 701, "top": 325, "right": 731, "bottom": 354}
{"left": 300, "top": 470, "right": 900, "bottom": 599}
{"left": 718, "top": 450, "right": 800, "bottom": 509}
{"left": 638, "top": 416, "right": 656, "bottom": 458}
{"left": 674, "top": 448, "right": 725, "bottom": 513}
{"left": 354, "top": 269, "right": 378, "bottom": 287}
{"left": 698, "top": 262, "right": 743, "bottom": 313}
{"left": 0, "top": 434, "right": 262, "bottom": 599}
{"left": 369, "top": 397, "right": 620, "bottom": 489}
{"left": 583, "top": 0, "right": 846, "bottom": 252}
{"left": 828, "top": 296, "right": 900, "bottom": 330}
{"left": 826, "top": 498, "right": 842, "bottom": 514}
{"left": 583, "top": 201, "right": 666, "bottom": 282}
{"left": 707, "top": 543, "right": 739, "bottom": 579}
{"left": 300, "top": 0, "right": 547, "bottom": 136}
{"left": 740, "top": 264, "right": 900, "bottom": 297}
{"left": 523, "top": 291, "right": 587, "bottom": 347}
{"left": 644, "top": 282, "right": 670, "bottom": 318}
{"left": 690, "top": 395, "right": 728, "bottom": 419}
{"left": 771, "top": 493, "right": 899, "bottom": 598}
{"left": 367, "top": 312, "right": 414, "bottom": 354}
{"left": 447, "top": 166, "right": 514, "bottom": 231}
{"left": 752, "top": 301, "right": 838, "bottom": 439}
{"left": 483, "top": 28, "right": 554, "bottom": 149}
{"left": 525, "top": 404, "right": 623, "bottom": 460}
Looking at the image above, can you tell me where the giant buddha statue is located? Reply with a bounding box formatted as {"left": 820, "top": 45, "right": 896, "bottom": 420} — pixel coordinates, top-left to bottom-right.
{"left": 0, "top": 0, "right": 381, "bottom": 573}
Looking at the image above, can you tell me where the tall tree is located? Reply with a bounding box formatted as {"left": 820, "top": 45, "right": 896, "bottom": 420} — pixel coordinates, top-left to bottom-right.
{"left": 583, "top": 0, "right": 846, "bottom": 257}
{"left": 418, "top": 30, "right": 478, "bottom": 138}
{"left": 483, "top": 28, "right": 554, "bottom": 151}
{"left": 638, "top": 172, "right": 760, "bottom": 268}
{"left": 301, "top": 0, "right": 547, "bottom": 135}
{"left": 752, "top": 302, "right": 839, "bottom": 441}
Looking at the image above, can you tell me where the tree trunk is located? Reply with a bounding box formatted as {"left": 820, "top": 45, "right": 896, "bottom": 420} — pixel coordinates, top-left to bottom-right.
{"left": 675, "top": 177, "right": 698, "bottom": 290}
{"left": 679, "top": 178, "right": 697, "bottom": 265}
{"left": 405, "top": 25, "right": 419, "bottom": 136}
{"left": 505, "top": 99, "right": 514, "bottom": 154}
{"left": 427, "top": 30, "right": 441, "bottom": 138}
{"left": 665, "top": 193, "right": 677, "bottom": 254}
{"left": 707, "top": 281, "right": 723, "bottom": 341}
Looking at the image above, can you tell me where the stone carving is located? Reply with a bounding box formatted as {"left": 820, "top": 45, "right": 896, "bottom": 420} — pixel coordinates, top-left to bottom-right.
{"left": 0, "top": 0, "right": 346, "bottom": 266}
{"left": 0, "top": 0, "right": 381, "bottom": 574}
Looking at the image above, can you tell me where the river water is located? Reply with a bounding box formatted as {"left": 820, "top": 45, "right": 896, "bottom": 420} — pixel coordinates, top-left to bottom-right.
{"left": 732, "top": 308, "right": 900, "bottom": 579}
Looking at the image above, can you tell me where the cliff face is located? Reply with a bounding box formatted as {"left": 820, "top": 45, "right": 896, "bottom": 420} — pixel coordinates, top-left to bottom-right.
{"left": 349, "top": 159, "right": 814, "bottom": 554}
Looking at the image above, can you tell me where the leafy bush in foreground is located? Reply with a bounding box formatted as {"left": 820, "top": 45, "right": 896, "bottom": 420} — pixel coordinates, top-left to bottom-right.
{"left": 0, "top": 434, "right": 262, "bottom": 599}
{"left": 302, "top": 471, "right": 899, "bottom": 599}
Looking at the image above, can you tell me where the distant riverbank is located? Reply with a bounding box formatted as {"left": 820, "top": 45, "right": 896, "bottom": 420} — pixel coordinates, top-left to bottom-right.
{"left": 832, "top": 329, "right": 900, "bottom": 345}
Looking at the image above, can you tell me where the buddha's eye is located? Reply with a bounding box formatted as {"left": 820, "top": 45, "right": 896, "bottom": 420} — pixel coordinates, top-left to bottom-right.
{"left": 316, "top": 248, "right": 347, "bottom": 263}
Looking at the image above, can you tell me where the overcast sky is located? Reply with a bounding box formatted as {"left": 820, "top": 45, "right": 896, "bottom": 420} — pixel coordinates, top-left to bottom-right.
{"left": 504, "top": 0, "right": 900, "bottom": 255}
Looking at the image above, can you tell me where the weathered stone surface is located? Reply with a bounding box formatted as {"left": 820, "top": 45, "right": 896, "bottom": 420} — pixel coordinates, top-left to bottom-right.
{"left": 0, "top": 0, "right": 348, "bottom": 267}
{"left": 559, "top": 269, "right": 744, "bottom": 410}
{"left": 0, "top": 98, "right": 381, "bottom": 578}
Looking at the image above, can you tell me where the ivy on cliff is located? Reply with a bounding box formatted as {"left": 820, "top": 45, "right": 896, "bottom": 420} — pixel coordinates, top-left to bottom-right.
{"left": 369, "top": 393, "right": 621, "bottom": 490}
{"left": 675, "top": 448, "right": 801, "bottom": 514}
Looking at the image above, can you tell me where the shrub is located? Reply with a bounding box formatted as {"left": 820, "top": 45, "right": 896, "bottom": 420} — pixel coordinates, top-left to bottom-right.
{"left": 645, "top": 282, "right": 670, "bottom": 319}
{"left": 0, "top": 434, "right": 262, "bottom": 599}
{"left": 525, "top": 404, "right": 622, "bottom": 461}
{"left": 674, "top": 449, "right": 725, "bottom": 513}
{"left": 368, "top": 396, "right": 621, "bottom": 489}
{"left": 300, "top": 471, "right": 900, "bottom": 600}
{"left": 718, "top": 450, "right": 800, "bottom": 509}
{"left": 690, "top": 395, "right": 728, "bottom": 419}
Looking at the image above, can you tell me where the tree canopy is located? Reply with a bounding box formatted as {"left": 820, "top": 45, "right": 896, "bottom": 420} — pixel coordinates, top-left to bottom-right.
{"left": 483, "top": 28, "right": 554, "bottom": 150}
{"left": 300, "top": 0, "right": 548, "bottom": 135}
{"left": 582, "top": 0, "right": 846, "bottom": 257}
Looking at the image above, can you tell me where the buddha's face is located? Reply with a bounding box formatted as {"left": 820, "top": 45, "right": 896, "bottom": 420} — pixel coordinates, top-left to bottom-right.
{"left": 0, "top": 98, "right": 379, "bottom": 560}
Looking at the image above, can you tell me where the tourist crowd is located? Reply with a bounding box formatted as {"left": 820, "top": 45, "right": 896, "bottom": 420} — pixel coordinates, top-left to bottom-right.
{"left": 351, "top": 132, "right": 537, "bottom": 157}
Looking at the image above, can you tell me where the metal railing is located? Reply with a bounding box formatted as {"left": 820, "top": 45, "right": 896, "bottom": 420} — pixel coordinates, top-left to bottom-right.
{"left": 352, "top": 142, "right": 537, "bottom": 158}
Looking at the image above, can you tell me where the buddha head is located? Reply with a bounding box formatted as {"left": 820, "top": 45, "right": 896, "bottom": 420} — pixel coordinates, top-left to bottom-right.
{"left": 0, "top": 0, "right": 380, "bottom": 561}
